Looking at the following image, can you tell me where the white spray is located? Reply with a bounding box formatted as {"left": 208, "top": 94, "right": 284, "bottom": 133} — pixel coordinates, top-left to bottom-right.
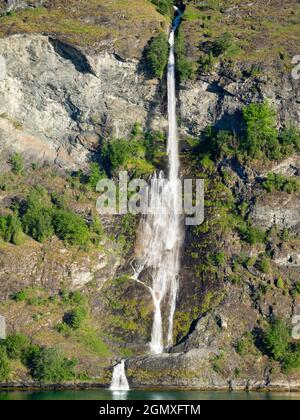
{"left": 110, "top": 360, "right": 130, "bottom": 391}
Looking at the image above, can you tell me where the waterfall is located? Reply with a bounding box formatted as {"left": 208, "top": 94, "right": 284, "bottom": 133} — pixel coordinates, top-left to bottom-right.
{"left": 133, "top": 8, "right": 184, "bottom": 354}
{"left": 110, "top": 360, "right": 130, "bottom": 391}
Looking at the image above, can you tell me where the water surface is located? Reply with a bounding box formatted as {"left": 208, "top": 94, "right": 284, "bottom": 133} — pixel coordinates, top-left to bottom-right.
{"left": 0, "top": 390, "right": 300, "bottom": 400}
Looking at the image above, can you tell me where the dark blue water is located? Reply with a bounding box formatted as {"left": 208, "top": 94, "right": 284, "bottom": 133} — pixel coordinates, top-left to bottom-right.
{"left": 0, "top": 389, "right": 299, "bottom": 400}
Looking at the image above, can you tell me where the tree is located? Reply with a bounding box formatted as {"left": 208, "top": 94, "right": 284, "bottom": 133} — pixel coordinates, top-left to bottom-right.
{"left": 5, "top": 213, "right": 24, "bottom": 245}
{"left": 88, "top": 162, "right": 105, "bottom": 190}
{"left": 52, "top": 210, "right": 90, "bottom": 246}
{"left": 22, "top": 187, "right": 54, "bottom": 243}
{"left": 63, "top": 307, "right": 87, "bottom": 330}
{"left": 146, "top": 32, "right": 169, "bottom": 79}
{"left": 10, "top": 153, "right": 24, "bottom": 175}
{"left": 175, "top": 29, "right": 195, "bottom": 82}
{"left": 31, "top": 347, "right": 77, "bottom": 382}
{"left": 4, "top": 333, "right": 30, "bottom": 359}
{"left": 0, "top": 347, "right": 10, "bottom": 381}
{"left": 242, "top": 102, "right": 280, "bottom": 159}
{"left": 264, "top": 319, "right": 290, "bottom": 361}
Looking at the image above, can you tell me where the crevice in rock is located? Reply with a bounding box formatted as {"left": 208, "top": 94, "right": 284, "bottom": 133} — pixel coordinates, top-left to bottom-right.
{"left": 48, "top": 37, "right": 96, "bottom": 76}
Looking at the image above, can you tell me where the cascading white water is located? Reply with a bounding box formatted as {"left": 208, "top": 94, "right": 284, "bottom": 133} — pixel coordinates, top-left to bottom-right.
{"left": 133, "top": 8, "right": 184, "bottom": 355}
{"left": 110, "top": 360, "right": 130, "bottom": 391}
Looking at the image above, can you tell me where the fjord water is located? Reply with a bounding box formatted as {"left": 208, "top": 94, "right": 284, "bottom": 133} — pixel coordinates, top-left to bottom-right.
{"left": 132, "top": 8, "right": 184, "bottom": 354}
{"left": 1, "top": 390, "right": 300, "bottom": 400}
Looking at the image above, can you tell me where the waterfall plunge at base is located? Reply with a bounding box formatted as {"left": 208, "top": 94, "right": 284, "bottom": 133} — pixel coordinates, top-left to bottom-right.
{"left": 133, "top": 9, "right": 184, "bottom": 355}
{"left": 110, "top": 361, "right": 130, "bottom": 391}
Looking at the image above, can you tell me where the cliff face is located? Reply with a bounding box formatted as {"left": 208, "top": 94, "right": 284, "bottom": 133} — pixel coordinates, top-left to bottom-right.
{"left": 0, "top": 0, "right": 300, "bottom": 389}
{"left": 0, "top": 34, "right": 167, "bottom": 171}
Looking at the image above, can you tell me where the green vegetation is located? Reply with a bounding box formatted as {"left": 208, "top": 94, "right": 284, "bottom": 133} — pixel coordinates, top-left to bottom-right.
{"left": 3, "top": 333, "right": 30, "bottom": 359}
{"left": 257, "top": 257, "right": 271, "bottom": 274}
{"left": 101, "top": 126, "right": 165, "bottom": 177}
{"left": 199, "top": 32, "right": 240, "bottom": 73}
{"left": 0, "top": 329, "right": 86, "bottom": 383}
{"left": 146, "top": 32, "right": 169, "bottom": 79}
{"left": 87, "top": 162, "right": 106, "bottom": 190}
{"left": 264, "top": 319, "right": 300, "bottom": 372}
{"left": 276, "top": 277, "right": 285, "bottom": 289}
{"left": 150, "top": 0, "right": 174, "bottom": 17}
{"left": 181, "top": 0, "right": 300, "bottom": 71}
{"left": 191, "top": 102, "right": 300, "bottom": 164}
{"left": 30, "top": 347, "right": 77, "bottom": 382}
{"left": 52, "top": 210, "right": 90, "bottom": 246}
{"left": 0, "top": 1, "right": 166, "bottom": 59}
{"left": 12, "top": 290, "right": 29, "bottom": 303}
{"left": 262, "top": 173, "right": 300, "bottom": 194}
{"left": 22, "top": 186, "right": 54, "bottom": 243}
{"left": 0, "top": 347, "right": 11, "bottom": 381}
{"left": 0, "top": 176, "right": 104, "bottom": 247}
{"left": 0, "top": 212, "right": 24, "bottom": 245}
{"left": 242, "top": 102, "right": 280, "bottom": 159}
{"left": 63, "top": 307, "right": 88, "bottom": 330}
{"left": 175, "top": 28, "right": 195, "bottom": 82}
{"left": 235, "top": 332, "right": 257, "bottom": 357}
{"left": 239, "top": 225, "right": 266, "bottom": 245}
{"left": 10, "top": 153, "right": 24, "bottom": 175}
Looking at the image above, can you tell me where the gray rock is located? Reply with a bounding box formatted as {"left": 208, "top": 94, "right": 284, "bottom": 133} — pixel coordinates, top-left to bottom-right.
{"left": 0, "top": 35, "right": 167, "bottom": 171}
{"left": 0, "top": 315, "right": 5, "bottom": 339}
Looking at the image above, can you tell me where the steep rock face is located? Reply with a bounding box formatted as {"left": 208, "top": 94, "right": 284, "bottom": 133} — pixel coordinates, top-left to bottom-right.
{"left": 0, "top": 237, "right": 122, "bottom": 301}
{"left": 0, "top": 0, "right": 46, "bottom": 13}
{"left": 0, "top": 34, "right": 167, "bottom": 170}
{"left": 179, "top": 71, "right": 300, "bottom": 137}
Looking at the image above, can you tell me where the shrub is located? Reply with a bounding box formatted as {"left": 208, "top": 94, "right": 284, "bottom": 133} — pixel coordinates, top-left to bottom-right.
{"left": 276, "top": 277, "right": 285, "bottom": 289}
{"left": 12, "top": 290, "right": 29, "bottom": 302}
{"left": 88, "top": 162, "right": 106, "bottom": 190}
{"left": 282, "top": 345, "right": 300, "bottom": 372}
{"left": 257, "top": 258, "right": 271, "bottom": 274}
{"left": 235, "top": 332, "right": 256, "bottom": 357}
{"left": 2, "top": 213, "right": 24, "bottom": 245}
{"left": 69, "top": 291, "right": 86, "bottom": 305}
{"left": 280, "top": 124, "right": 300, "bottom": 153}
{"left": 150, "top": 0, "right": 174, "bottom": 17}
{"left": 176, "top": 57, "right": 195, "bottom": 81}
{"left": 214, "top": 252, "right": 226, "bottom": 266}
{"left": 264, "top": 319, "right": 300, "bottom": 372}
{"left": 211, "top": 32, "right": 235, "bottom": 57}
{"left": 264, "top": 319, "right": 290, "bottom": 361}
{"left": 4, "top": 333, "right": 30, "bottom": 359}
{"left": 63, "top": 307, "right": 87, "bottom": 330}
{"left": 146, "top": 32, "right": 169, "bottom": 79}
{"left": 0, "top": 216, "right": 7, "bottom": 239}
{"left": 262, "top": 173, "right": 300, "bottom": 194}
{"left": 22, "top": 187, "right": 54, "bottom": 243}
{"left": 31, "top": 347, "right": 77, "bottom": 382}
{"left": 242, "top": 102, "right": 280, "bottom": 159}
{"left": 102, "top": 138, "right": 146, "bottom": 175}
{"left": 240, "top": 225, "right": 266, "bottom": 245}
{"left": 0, "top": 347, "right": 11, "bottom": 381}
{"left": 199, "top": 51, "right": 217, "bottom": 73}
{"left": 52, "top": 210, "right": 90, "bottom": 246}
{"left": 175, "top": 28, "right": 195, "bottom": 81}
{"left": 10, "top": 153, "right": 24, "bottom": 175}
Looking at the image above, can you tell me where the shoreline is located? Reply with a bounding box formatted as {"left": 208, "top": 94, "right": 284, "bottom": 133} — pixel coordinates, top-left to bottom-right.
{"left": 1, "top": 383, "right": 300, "bottom": 393}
